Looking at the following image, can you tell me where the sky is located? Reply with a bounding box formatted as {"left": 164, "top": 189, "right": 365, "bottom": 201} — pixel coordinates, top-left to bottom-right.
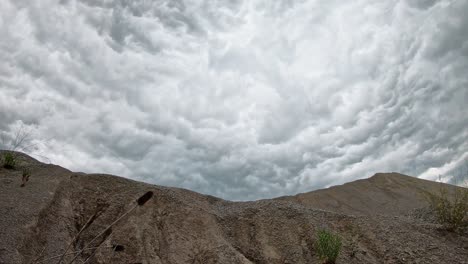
{"left": 0, "top": 0, "right": 467, "bottom": 200}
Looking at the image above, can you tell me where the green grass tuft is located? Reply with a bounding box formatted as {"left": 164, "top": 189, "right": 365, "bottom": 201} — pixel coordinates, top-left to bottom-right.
{"left": 315, "top": 229, "right": 342, "bottom": 264}
{"left": 2, "top": 152, "right": 17, "bottom": 169}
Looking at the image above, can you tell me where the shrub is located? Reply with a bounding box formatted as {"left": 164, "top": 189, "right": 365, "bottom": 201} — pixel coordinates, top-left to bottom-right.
{"left": 425, "top": 186, "right": 468, "bottom": 232}
{"left": 21, "top": 168, "right": 31, "bottom": 187}
{"left": 315, "top": 229, "right": 342, "bottom": 264}
{"left": 2, "top": 152, "right": 16, "bottom": 169}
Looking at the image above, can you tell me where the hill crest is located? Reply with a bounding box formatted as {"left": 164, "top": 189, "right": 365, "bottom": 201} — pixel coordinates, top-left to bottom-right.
{"left": 1, "top": 151, "right": 467, "bottom": 264}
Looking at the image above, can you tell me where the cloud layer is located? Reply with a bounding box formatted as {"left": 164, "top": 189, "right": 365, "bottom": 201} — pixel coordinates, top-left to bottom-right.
{"left": 1, "top": 0, "right": 467, "bottom": 200}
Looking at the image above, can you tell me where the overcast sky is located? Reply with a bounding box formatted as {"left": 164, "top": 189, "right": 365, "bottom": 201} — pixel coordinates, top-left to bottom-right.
{"left": 1, "top": 0, "right": 467, "bottom": 200}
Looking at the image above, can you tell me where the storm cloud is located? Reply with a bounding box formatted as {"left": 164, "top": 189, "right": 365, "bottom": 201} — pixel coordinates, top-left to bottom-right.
{"left": 1, "top": 0, "right": 467, "bottom": 200}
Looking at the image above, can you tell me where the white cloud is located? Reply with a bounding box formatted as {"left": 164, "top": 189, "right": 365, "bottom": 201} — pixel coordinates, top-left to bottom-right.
{"left": 0, "top": 0, "right": 467, "bottom": 200}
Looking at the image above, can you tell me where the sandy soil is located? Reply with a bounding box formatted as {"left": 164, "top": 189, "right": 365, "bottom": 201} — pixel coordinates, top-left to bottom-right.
{"left": 0, "top": 151, "right": 467, "bottom": 264}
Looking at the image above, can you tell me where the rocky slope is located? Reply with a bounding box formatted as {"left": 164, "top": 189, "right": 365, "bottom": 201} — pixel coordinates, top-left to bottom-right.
{"left": 276, "top": 172, "right": 457, "bottom": 216}
{"left": 0, "top": 151, "right": 467, "bottom": 264}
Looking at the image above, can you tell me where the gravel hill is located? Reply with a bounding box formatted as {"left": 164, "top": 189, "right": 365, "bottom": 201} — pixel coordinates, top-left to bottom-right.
{"left": 0, "top": 151, "right": 467, "bottom": 264}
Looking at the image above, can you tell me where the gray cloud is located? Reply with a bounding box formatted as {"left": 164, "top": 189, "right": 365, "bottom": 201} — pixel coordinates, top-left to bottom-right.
{"left": 0, "top": 0, "right": 467, "bottom": 200}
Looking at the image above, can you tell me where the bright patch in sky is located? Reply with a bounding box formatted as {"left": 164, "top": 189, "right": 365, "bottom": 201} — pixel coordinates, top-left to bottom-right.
{"left": 1, "top": 0, "right": 467, "bottom": 200}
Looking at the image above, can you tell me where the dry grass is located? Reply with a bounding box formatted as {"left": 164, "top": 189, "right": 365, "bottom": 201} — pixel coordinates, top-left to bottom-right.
{"left": 425, "top": 186, "right": 468, "bottom": 232}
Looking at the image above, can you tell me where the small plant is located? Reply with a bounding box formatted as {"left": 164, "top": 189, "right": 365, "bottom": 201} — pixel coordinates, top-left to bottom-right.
{"left": 21, "top": 168, "right": 31, "bottom": 187}
{"left": 2, "top": 152, "right": 17, "bottom": 169}
{"left": 66, "top": 191, "right": 154, "bottom": 264}
{"left": 315, "top": 229, "right": 342, "bottom": 264}
{"left": 425, "top": 186, "right": 468, "bottom": 232}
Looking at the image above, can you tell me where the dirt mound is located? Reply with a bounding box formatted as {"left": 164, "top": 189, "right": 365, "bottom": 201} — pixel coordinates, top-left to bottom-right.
{"left": 277, "top": 172, "right": 460, "bottom": 216}
{"left": 0, "top": 152, "right": 467, "bottom": 263}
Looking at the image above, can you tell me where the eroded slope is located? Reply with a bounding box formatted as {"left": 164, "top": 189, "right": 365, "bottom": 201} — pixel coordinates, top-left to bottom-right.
{"left": 0, "top": 153, "right": 466, "bottom": 264}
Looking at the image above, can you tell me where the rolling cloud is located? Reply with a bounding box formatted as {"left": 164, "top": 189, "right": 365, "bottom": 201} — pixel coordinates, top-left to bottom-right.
{"left": 1, "top": 0, "right": 467, "bottom": 200}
